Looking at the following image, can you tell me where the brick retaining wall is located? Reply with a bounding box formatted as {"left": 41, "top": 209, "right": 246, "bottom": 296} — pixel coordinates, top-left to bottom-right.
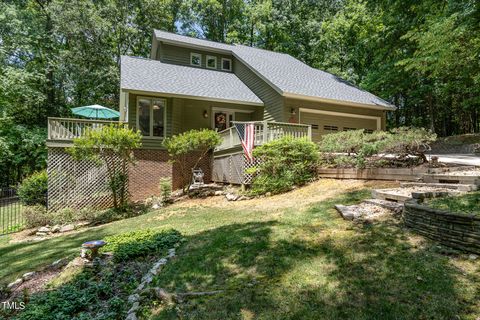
{"left": 404, "top": 201, "right": 480, "bottom": 254}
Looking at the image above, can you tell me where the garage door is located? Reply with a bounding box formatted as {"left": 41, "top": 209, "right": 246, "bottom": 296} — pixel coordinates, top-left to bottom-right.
{"left": 299, "top": 111, "right": 379, "bottom": 142}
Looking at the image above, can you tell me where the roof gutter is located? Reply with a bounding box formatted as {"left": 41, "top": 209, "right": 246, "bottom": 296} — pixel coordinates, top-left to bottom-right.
{"left": 121, "top": 89, "right": 264, "bottom": 107}
{"left": 283, "top": 92, "right": 397, "bottom": 111}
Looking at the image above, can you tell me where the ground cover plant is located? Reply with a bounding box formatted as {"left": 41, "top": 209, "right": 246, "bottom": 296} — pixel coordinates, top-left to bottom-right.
{"left": 0, "top": 179, "right": 478, "bottom": 319}
{"left": 318, "top": 127, "right": 437, "bottom": 168}
{"left": 2, "top": 229, "right": 182, "bottom": 319}
{"left": 426, "top": 191, "right": 480, "bottom": 216}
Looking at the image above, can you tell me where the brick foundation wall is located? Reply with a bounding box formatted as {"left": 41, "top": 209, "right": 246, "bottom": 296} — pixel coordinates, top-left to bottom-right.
{"left": 128, "top": 149, "right": 172, "bottom": 201}
{"left": 129, "top": 149, "right": 213, "bottom": 201}
{"left": 172, "top": 151, "right": 212, "bottom": 190}
{"left": 404, "top": 201, "right": 480, "bottom": 254}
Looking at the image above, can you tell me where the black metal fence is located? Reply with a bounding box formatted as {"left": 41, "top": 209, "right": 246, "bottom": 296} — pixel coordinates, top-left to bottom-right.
{"left": 0, "top": 187, "right": 24, "bottom": 235}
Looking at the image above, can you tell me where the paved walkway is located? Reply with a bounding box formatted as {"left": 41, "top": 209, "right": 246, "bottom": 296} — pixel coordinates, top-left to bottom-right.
{"left": 427, "top": 153, "right": 480, "bottom": 166}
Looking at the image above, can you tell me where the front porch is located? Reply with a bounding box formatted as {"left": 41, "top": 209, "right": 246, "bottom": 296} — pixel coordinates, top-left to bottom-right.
{"left": 212, "top": 121, "right": 312, "bottom": 185}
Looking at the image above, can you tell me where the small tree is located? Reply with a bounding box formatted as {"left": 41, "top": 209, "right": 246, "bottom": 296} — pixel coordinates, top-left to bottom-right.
{"left": 68, "top": 124, "right": 142, "bottom": 209}
{"left": 163, "top": 129, "right": 221, "bottom": 192}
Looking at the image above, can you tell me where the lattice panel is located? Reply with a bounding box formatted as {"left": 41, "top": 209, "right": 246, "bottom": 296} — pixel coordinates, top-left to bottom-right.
{"left": 47, "top": 148, "right": 122, "bottom": 211}
{"left": 212, "top": 152, "right": 262, "bottom": 185}
{"left": 243, "top": 156, "right": 261, "bottom": 185}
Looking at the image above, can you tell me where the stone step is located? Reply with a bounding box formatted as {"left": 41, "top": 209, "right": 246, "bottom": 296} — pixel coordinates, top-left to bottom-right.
{"left": 400, "top": 182, "right": 478, "bottom": 192}
{"left": 372, "top": 187, "right": 465, "bottom": 203}
{"left": 371, "top": 189, "right": 411, "bottom": 202}
{"left": 422, "top": 174, "right": 480, "bottom": 185}
{"left": 363, "top": 198, "right": 404, "bottom": 213}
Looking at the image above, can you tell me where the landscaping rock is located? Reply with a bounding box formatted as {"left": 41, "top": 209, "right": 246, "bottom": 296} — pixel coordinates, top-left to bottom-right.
{"left": 125, "top": 313, "right": 138, "bottom": 320}
{"left": 51, "top": 258, "right": 68, "bottom": 269}
{"left": 38, "top": 226, "right": 50, "bottom": 233}
{"left": 128, "top": 293, "right": 140, "bottom": 303}
{"left": 60, "top": 224, "right": 75, "bottom": 232}
{"left": 22, "top": 272, "right": 36, "bottom": 281}
{"left": 237, "top": 195, "right": 250, "bottom": 201}
{"left": 468, "top": 254, "right": 478, "bottom": 260}
{"left": 335, "top": 205, "right": 361, "bottom": 220}
{"left": 225, "top": 193, "right": 238, "bottom": 201}
{"left": 142, "top": 274, "right": 154, "bottom": 284}
{"left": 154, "top": 287, "right": 171, "bottom": 302}
{"left": 7, "top": 278, "right": 23, "bottom": 290}
{"left": 152, "top": 204, "right": 160, "bottom": 210}
{"left": 168, "top": 248, "right": 176, "bottom": 258}
{"left": 76, "top": 221, "right": 90, "bottom": 228}
{"left": 127, "top": 302, "right": 140, "bottom": 314}
{"left": 35, "top": 232, "right": 48, "bottom": 237}
{"left": 214, "top": 190, "right": 224, "bottom": 196}
{"left": 51, "top": 225, "right": 61, "bottom": 233}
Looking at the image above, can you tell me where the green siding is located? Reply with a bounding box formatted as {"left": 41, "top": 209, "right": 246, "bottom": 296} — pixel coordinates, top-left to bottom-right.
{"left": 126, "top": 92, "right": 260, "bottom": 149}
{"left": 158, "top": 43, "right": 233, "bottom": 72}
{"left": 233, "top": 59, "right": 283, "bottom": 122}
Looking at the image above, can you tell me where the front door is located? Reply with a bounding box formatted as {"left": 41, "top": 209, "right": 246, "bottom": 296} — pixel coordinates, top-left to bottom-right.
{"left": 213, "top": 110, "right": 234, "bottom": 131}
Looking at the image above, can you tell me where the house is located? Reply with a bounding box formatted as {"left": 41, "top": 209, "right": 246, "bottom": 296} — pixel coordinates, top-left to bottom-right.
{"left": 46, "top": 30, "right": 394, "bottom": 210}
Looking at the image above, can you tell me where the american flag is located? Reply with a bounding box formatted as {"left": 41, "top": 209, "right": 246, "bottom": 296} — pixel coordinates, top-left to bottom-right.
{"left": 234, "top": 123, "right": 255, "bottom": 161}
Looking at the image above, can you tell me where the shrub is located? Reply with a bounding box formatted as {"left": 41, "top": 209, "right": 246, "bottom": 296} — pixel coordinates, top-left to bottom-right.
{"left": 249, "top": 136, "right": 319, "bottom": 195}
{"left": 163, "top": 129, "right": 221, "bottom": 191}
{"left": 18, "top": 170, "right": 48, "bottom": 206}
{"left": 22, "top": 205, "right": 51, "bottom": 228}
{"left": 102, "top": 229, "right": 183, "bottom": 261}
{"left": 68, "top": 124, "right": 142, "bottom": 209}
{"left": 318, "top": 127, "right": 436, "bottom": 168}
{"left": 159, "top": 178, "right": 172, "bottom": 205}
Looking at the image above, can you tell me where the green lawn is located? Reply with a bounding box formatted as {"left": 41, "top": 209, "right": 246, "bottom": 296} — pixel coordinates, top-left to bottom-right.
{"left": 1, "top": 181, "right": 479, "bottom": 319}
{"left": 427, "top": 191, "right": 480, "bottom": 216}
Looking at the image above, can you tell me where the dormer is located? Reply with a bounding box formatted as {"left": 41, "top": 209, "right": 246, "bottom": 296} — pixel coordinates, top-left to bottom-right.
{"left": 150, "top": 30, "right": 234, "bottom": 72}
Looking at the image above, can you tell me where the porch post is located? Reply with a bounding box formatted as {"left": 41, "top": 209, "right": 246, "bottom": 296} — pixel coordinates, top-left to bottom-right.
{"left": 262, "top": 121, "right": 268, "bottom": 144}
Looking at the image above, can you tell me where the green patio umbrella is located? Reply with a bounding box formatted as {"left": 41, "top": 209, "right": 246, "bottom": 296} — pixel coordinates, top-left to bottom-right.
{"left": 71, "top": 104, "right": 120, "bottom": 120}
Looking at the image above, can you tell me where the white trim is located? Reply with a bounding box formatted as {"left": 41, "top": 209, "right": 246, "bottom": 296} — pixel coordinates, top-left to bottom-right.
{"left": 123, "top": 89, "right": 264, "bottom": 107}
{"left": 136, "top": 96, "right": 167, "bottom": 139}
{"left": 190, "top": 52, "right": 202, "bottom": 67}
{"left": 285, "top": 92, "right": 396, "bottom": 111}
{"left": 298, "top": 108, "right": 381, "bottom": 130}
{"left": 211, "top": 106, "right": 255, "bottom": 114}
{"left": 206, "top": 55, "right": 217, "bottom": 69}
{"left": 221, "top": 58, "right": 232, "bottom": 71}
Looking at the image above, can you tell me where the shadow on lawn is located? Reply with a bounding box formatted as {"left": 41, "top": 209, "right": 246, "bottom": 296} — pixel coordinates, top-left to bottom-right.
{"left": 151, "top": 201, "right": 475, "bottom": 319}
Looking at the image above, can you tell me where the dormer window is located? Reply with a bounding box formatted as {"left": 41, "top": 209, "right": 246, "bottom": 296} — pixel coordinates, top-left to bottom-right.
{"left": 190, "top": 53, "right": 201, "bottom": 66}
{"left": 206, "top": 55, "right": 217, "bottom": 69}
{"left": 221, "top": 58, "right": 232, "bottom": 71}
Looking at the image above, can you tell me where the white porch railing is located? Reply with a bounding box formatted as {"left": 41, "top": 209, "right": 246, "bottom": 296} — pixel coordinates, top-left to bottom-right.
{"left": 215, "top": 121, "right": 312, "bottom": 152}
{"left": 48, "top": 117, "right": 126, "bottom": 141}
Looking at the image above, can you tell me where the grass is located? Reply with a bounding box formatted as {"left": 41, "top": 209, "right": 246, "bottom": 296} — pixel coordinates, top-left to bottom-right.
{"left": 427, "top": 191, "right": 480, "bottom": 215}
{"left": 0, "top": 180, "right": 479, "bottom": 319}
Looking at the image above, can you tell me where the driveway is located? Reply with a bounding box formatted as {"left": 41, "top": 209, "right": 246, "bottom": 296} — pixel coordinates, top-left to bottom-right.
{"left": 427, "top": 153, "right": 480, "bottom": 166}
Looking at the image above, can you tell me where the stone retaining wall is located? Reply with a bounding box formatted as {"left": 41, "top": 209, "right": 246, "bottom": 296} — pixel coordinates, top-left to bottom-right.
{"left": 404, "top": 201, "right": 480, "bottom": 254}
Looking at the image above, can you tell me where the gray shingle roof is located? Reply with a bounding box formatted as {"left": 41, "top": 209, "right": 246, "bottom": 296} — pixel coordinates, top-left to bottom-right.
{"left": 120, "top": 56, "right": 263, "bottom": 105}
{"left": 153, "top": 30, "right": 394, "bottom": 109}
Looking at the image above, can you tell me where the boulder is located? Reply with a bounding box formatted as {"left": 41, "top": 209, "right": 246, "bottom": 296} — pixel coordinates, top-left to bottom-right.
{"left": 37, "top": 226, "right": 50, "bottom": 233}
{"left": 60, "top": 224, "right": 75, "bottom": 233}
{"left": 51, "top": 225, "right": 61, "bottom": 233}
{"left": 7, "top": 278, "right": 23, "bottom": 289}
{"left": 214, "top": 190, "right": 224, "bottom": 196}
{"left": 35, "top": 232, "right": 48, "bottom": 237}
{"left": 225, "top": 193, "right": 238, "bottom": 201}
{"left": 22, "top": 272, "right": 36, "bottom": 281}
{"left": 128, "top": 293, "right": 141, "bottom": 303}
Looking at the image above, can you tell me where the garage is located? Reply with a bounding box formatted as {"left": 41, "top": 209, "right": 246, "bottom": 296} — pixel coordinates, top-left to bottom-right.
{"left": 299, "top": 108, "right": 380, "bottom": 142}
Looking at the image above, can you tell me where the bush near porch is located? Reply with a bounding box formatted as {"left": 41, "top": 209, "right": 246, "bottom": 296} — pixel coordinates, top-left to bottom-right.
{"left": 248, "top": 136, "right": 319, "bottom": 195}
{"left": 318, "top": 127, "right": 437, "bottom": 168}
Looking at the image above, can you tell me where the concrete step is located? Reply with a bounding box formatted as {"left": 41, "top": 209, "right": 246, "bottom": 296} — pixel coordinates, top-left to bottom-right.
{"left": 400, "top": 182, "right": 478, "bottom": 192}
{"left": 422, "top": 174, "right": 480, "bottom": 185}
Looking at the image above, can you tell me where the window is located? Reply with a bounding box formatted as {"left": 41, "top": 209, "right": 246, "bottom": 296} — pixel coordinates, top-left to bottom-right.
{"left": 206, "top": 55, "right": 217, "bottom": 69}
{"left": 221, "top": 58, "right": 232, "bottom": 71}
{"left": 190, "top": 53, "right": 201, "bottom": 66}
{"left": 311, "top": 124, "right": 319, "bottom": 130}
{"left": 323, "top": 125, "right": 338, "bottom": 132}
{"left": 343, "top": 127, "right": 356, "bottom": 131}
{"left": 364, "top": 129, "right": 374, "bottom": 134}
{"left": 136, "top": 97, "right": 166, "bottom": 138}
